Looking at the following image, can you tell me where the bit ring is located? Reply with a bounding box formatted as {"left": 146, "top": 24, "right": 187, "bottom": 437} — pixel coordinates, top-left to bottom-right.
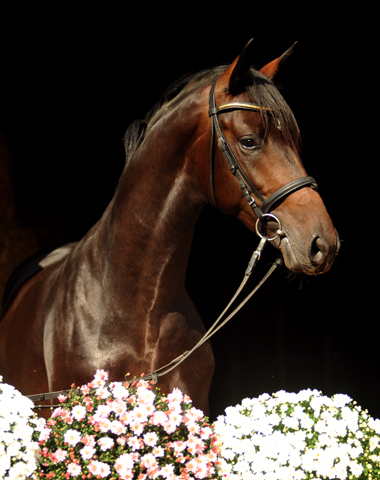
{"left": 255, "top": 213, "right": 283, "bottom": 241}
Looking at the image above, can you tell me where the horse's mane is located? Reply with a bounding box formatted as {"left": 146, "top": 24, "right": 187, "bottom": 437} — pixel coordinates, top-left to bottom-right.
{"left": 123, "top": 65, "right": 300, "bottom": 163}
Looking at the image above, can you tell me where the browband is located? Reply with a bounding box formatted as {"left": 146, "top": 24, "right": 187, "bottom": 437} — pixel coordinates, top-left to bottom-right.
{"left": 208, "top": 78, "right": 317, "bottom": 218}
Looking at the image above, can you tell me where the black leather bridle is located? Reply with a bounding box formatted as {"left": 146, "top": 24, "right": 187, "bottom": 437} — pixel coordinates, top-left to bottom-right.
{"left": 208, "top": 77, "right": 317, "bottom": 229}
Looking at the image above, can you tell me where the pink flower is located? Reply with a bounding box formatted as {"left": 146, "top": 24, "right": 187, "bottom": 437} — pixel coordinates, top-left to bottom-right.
{"left": 55, "top": 449, "right": 67, "bottom": 462}
{"left": 110, "top": 398, "right": 127, "bottom": 416}
{"left": 111, "top": 384, "right": 130, "bottom": 399}
{"left": 130, "top": 419, "right": 144, "bottom": 436}
{"left": 80, "top": 383, "right": 91, "bottom": 395}
{"left": 47, "top": 449, "right": 67, "bottom": 464}
{"left": 160, "top": 464, "right": 175, "bottom": 479}
{"left": 110, "top": 419, "right": 126, "bottom": 435}
{"left": 167, "top": 388, "right": 183, "bottom": 403}
{"left": 152, "top": 446, "right": 164, "bottom": 457}
{"left": 136, "top": 386, "right": 155, "bottom": 404}
{"left": 38, "top": 428, "right": 51, "bottom": 442}
{"left": 170, "top": 440, "right": 186, "bottom": 455}
{"left": 81, "top": 434, "right": 96, "bottom": 447}
{"left": 137, "top": 402, "right": 155, "bottom": 418}
{"left": 186, "top": 421, "right": 200, "bottom": 435}
{"left": 116, "top": 468, "right": 134, "bottom": 480}
{"left": 57, "top": 394, "right": 67, "bottom": 403}
{"left": 163, "top": 419, "right": 178, "bottom": 434}
{"left": 51, "top": 407, "right": 63, "bottom": 419}
{"left": 127, "top": 436, "right": 142, "bottom": 451}
{"left": 115, "top": 453, "right": 135, "bottom": 478}
{"left": 151, "top": 410, "right": 167, "bottom": 426}
{"left": 186, "top": 435, "right": 205, "bottom": 455}
{"left": 143, "top": 431, "right": 158, "bottom": 447}
{"left": 60, "top": 409, "right": 73, "bottom": 424}
{"left": 80, "top": 445, "right": 96, "bottom": 460}
{"left": 91, "top": 369, "right": 108, "bottom": 388}
{"left": 168, "top": 410, "right": 182, "bottom": 426}
{"left": 67, "top": 462, "right": 82, "bottom": 477}
{"left": 120, "top": 410, "right": 134, "bottom": 425}
{"left": 186, "top": 456, "right": 212, "bottom": 479}
{"left": 199, "top": 426, "right": 213, "bottom": 440}
{"left": 96, "top": 386, "right": 110, "bottom": 399}
{"left": 140, "top": 453, "right": 158, "bottom": 470}
{"left": 94, "top": 404, "right": 111, "bottom": 419}
{"left": 98, "top": 462, "right": 111, "bottom": 478}
{"left": 98, "top": 417, "right": 111, "bottom": 433}
{"left": 117, "top": 436, "right": 127, "bottom": 446}
{"left": 98, "top": 436, "right": 114, "bottom": 451}
{"left": 133, "top": 406, "right": 149, "bottom": 423}
{"left": 88, "top": 460, "right": 110, "bottom": 478}
{"left": 188, "top": 407, "right": 204, "bottom": 421}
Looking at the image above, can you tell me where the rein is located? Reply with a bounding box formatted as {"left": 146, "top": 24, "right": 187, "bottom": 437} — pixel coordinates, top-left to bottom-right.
{"left": 27, "top": 77, "right": 318, "bottom": 408}
{"left": 29, "top": 243, "right": 283, "bottom": 407}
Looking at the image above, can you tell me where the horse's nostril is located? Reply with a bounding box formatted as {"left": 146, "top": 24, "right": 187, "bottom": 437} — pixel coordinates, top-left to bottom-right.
{"left": 309, "top": 236, "right": 327, "bottom": 265}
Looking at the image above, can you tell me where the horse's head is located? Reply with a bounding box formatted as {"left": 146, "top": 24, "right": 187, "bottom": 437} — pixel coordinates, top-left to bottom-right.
{"left": 200, "top": 40, "right": 340, "bottom": 275}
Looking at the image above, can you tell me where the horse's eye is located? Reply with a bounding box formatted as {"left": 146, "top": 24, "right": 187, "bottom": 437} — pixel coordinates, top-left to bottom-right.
{"left": 240, "top": 138, "right": 257, "bottom": 150}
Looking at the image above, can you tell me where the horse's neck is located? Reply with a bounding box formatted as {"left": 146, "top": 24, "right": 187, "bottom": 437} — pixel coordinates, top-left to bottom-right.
{"left": 80, "top": 102, "right": 206, "bottom": 317}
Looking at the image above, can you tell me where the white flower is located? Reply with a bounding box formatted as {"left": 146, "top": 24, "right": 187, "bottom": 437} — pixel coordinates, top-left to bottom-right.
{"left": 332, "top": 393, "right": 352, "bottom": 408}
{"left": 64, "top": 429, "right": 82, "bottom": 446}
{"left": 350, "top": 461, "right": 363, "bottom": 476}
{"left": 143, "top": 431, "right": 158, "bottom": 447}
{"left": 110, "top": 382, "right": 130, "bottom": 400}
{"left": 215, "top": 389, "right": 380, "bottom": 480}
{"left": 80, "top": 445, "right": 96, "bottom": 460}
{"left": 67, "top": 462, "right": 82, "bottom": 476}
{"left": 98, "top": 436, "right": 114, "bottom": 451}
{"left": 370, "top": 436, "right": 379, "bottom": 451}
{"left": 72, "top": 405, "right": 86, "bottom": 421}
{"left": 0, "top": 377, "right": 45, "bottom": 480}
{"left": 369, "top": 417, "right": 380, "bottom": 434}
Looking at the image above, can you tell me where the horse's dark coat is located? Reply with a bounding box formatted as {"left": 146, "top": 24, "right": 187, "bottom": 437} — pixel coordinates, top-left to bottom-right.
{"left": 1, "top": 248, "right": 54, "bottom": 320}
{"left": 0, "top": 41, "right": 339, "bottom": 416}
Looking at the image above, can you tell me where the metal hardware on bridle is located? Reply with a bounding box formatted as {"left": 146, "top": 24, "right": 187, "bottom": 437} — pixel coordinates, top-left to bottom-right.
{"left": 27, "top": 77, "right": 320, "bottom": 407}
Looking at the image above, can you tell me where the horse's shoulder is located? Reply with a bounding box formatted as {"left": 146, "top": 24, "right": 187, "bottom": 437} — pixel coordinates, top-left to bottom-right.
{"left": 0, "top": 243, "right": 77, "bottom": 320}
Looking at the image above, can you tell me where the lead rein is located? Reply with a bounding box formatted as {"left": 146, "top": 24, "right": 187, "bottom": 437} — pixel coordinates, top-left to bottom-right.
{"left": 141, "top": 238, "right": 283, "bottom": 382}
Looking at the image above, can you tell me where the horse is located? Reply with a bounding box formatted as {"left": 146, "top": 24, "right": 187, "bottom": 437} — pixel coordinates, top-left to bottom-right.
{"left": 0, "top": 39, "right": 340, "bottom": 414}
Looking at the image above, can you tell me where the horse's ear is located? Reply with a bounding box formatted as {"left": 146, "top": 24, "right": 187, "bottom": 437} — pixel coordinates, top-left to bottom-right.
{"left": 259, "top": 42, "right": 298, "bottom": 85}
{"left": 227, "top": 38, "right": 256, "bottom": 95}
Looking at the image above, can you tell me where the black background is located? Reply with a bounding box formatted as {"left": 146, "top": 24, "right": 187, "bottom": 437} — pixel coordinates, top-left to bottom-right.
{"left": 1, "top": 8, "right": 378, "bottom": 421}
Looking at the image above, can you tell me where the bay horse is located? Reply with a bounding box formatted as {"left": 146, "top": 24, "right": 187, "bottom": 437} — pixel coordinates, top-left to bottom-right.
{"left": 0, "top": 40, "right": 339, "bottom": 414}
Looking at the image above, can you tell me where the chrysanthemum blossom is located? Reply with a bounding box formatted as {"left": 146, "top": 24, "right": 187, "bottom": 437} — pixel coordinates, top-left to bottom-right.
{"left": 0, "top": 384, "right": 44, "bottom": 480}
{"left": 72, "top": 404, "right": 86, "bottom": 421}
{"left": 80, "top": 445, "right": 96, "bottom": 460}
{"left": 67, "top": 462, "right": 82, "bottom": 476}
{"left": 63, "top": 429, "right": 81, "bottom": 446}
{"left": 33, "top": 370, "right": 221, "bottom": 480}
{"left": 98, "top": 436, "right": 114, "bottom": 451}
{"left": 215, "top": 389, "right": 380, "bottom": 480}
{"left": 143, "top": 431, "right": 158, "bottom": 447}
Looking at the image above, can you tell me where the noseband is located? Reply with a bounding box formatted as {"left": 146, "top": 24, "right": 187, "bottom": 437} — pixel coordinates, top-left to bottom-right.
{"left": 208, "top": 78, "right": 317, "bottom": 235}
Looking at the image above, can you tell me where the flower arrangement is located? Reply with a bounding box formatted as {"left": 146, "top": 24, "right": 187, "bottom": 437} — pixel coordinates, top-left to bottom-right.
{"left": 214, "top": 389, "right": 380, "bottom": 480}
{"left": 35, "top": 370, "right": 220, "bottom": 480}
{"left": 0, "top": 375, "right": 45, "bottom": 479}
